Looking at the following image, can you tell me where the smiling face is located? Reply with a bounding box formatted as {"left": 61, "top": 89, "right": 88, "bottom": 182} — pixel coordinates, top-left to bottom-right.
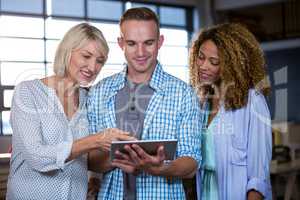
{"left": 66, "top": 40, "right": 106, "bottom": 86}
{"left": 118, "top": 20, "right": 164, "bottom": 81}
{"left": 196, "top": 39, "right": 221, "bottom": 85}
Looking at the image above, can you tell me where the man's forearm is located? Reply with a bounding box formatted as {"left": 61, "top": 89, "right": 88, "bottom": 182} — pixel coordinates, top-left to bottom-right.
{"left": 148, "top": 157, "right": 197, "bottom": 178}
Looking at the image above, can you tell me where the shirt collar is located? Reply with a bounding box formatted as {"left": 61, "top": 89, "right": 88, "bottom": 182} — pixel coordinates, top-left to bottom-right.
{"left": 111, "top": 62, "right": 166, "bottom": 92}
{"left": 148, "top": 62, "right": 166, "bottom": 92}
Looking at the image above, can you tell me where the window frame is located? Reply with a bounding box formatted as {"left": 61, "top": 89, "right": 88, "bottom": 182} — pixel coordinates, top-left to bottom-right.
{"left": 0, "top": 0, "right": 195, "bottom": 135}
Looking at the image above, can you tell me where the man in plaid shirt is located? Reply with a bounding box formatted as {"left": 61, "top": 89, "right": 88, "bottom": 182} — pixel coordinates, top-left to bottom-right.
{"left": 87, "top": 7, "right": 202, "bottom": 200}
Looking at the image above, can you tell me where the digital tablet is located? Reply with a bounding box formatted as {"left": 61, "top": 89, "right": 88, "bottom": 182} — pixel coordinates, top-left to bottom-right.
{"left": 110, "top": 139, "right": 177, "bottom": 161}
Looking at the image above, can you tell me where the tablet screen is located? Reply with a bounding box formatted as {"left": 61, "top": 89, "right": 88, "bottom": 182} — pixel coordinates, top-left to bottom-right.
{"left": 110, "top": 139, "right": 177, "bottom": 161}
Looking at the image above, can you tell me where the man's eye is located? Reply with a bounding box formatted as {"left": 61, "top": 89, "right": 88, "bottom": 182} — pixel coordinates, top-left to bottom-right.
{"left": 96, "top": 59, "right": 105, "bottom": 64}
{"left": 127, "top": 42, "right": 135, "bottom": 46}
{"left": 145, "top": 41, "right": 154, "bottom": 46}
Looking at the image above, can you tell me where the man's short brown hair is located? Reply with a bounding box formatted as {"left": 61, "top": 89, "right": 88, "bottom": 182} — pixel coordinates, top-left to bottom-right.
{"left": 120, "top": 7, "right": 160, "bottom": 33}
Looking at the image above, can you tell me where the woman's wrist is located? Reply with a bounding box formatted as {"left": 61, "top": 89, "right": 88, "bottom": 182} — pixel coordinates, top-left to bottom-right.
{"left": 87, "top": 134, "right": 101, "bottom": 150}
{"left": 247, "top": 190, "right": 263, "bottom": 200}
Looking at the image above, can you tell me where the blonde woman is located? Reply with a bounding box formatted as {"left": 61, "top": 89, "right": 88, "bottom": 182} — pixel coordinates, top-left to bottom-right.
{"left": 6, "top": 23, "right": 135, "bottom": 200}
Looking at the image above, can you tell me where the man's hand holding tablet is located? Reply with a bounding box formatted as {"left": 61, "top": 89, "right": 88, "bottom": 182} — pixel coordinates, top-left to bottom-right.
{"left": 110, "top": 139, "right": 177, "bottom": 175}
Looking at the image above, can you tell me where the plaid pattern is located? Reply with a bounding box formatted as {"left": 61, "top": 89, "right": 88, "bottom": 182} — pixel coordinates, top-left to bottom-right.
{"left": 87, "top": 63, "right": 202, "bottom": 200}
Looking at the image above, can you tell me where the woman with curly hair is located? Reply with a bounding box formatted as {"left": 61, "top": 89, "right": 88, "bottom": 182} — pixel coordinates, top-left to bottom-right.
{"left": 190, "top": 23, "right": 272, "bottom": 200}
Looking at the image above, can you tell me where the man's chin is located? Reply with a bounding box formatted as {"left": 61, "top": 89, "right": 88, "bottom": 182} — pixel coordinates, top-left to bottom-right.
{"left": 132, "top": 62, "right": 148, "bottom": 69}
{"left": 130, "top": 65, "right": 149, "bottom": 73}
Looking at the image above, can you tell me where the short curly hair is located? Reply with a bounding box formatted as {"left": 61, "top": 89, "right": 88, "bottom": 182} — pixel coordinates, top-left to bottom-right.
{"left": 189, "top": 23, "right": 270, "bottom": 110}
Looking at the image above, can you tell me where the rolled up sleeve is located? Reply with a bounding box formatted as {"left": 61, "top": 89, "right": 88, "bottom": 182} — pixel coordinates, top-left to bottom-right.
{"left": 247, "top": 91, "right": 272, "bottom": 198}
{"left": 177, "top": 86, "right": 202, "bottom": 167}
{"left": 246, "top": 177, "right": 269, "bottom": 197}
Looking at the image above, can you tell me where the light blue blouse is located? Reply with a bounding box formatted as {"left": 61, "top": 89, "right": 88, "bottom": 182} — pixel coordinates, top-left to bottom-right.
{"left": 6, "top": 79, "right": 90, "bottom": 200}
{"left": 199, "top": 89, "right": 272, "bottom": 200}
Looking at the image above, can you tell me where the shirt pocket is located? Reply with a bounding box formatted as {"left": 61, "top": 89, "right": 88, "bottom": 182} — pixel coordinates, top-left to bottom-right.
{"left": 230, "top": 134, "right": 247, "bottom": 166}
{"left": 146, "top": 112, "right": 177, "bottom": 140}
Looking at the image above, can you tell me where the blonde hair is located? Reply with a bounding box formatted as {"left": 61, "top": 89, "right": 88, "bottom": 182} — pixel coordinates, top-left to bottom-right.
{"left": 53, "top": 23, "right": 109, "bottom": 76}
{"left": 189, "top": 23, "right": 270, "bottom": 110}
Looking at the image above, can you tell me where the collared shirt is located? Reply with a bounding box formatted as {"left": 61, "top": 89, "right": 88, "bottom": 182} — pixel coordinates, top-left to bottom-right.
{"left": 87, "top": 63, "right": 202, "bottom": 200}
{"left": 6, "top": 79, "right": 90, "bottom": 200}
{"left": 199, "top": 89, "right": 272, "bottom": 200}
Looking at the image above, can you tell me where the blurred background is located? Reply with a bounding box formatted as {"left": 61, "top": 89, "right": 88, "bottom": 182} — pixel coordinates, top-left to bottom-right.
{"left": 0, "top": 0, "right": 299, "bottom": 199}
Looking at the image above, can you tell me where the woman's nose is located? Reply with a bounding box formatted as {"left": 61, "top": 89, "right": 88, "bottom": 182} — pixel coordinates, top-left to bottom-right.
{"left": 198, "top": 59, "right": 209, "bottom": 70}
{"left": 87, "top": 59, "right": 97, "bottom": 73}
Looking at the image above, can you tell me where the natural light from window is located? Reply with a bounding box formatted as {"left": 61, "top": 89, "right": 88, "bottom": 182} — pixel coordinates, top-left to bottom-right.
{"left": 0, "top": 1, "right": 192, "bottom": 135}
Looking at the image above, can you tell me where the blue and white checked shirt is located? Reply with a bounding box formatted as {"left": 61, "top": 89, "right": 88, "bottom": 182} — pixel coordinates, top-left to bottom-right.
{"left": 87, "top": 63, "right": 202, "bottom": 200}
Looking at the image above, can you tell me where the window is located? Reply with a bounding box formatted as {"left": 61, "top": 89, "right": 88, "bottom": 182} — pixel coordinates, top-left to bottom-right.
{"left": 50, "top": 0, "right": 85, "bottom": 17}
{"left": 0, "top": 0, "right": 194, "bottom": 135}
{"left": 1, "top": 0, "right": 43, "bottom": 14}
{"left": 0, "top": 62, "right": 45, "bottom": 86}
{"left": 160, "top": 6, "right": 186, "bottom": 26}
{"left": 0, "top": 15, "right": 44, "bottom": 38}
{"left": 87, "top": 0, "right": 123, "bottom": 20}
{"left": 0, "top": 38, "right": 45, "bottom": 62}
{"left": 131, "top": 3, "right": 157, "bottom": 13}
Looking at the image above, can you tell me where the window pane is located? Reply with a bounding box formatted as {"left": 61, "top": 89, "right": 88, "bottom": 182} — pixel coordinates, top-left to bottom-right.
{"left": 45, "top": 18, "right": 83, "bottom": 39}
{"left": 159, "top": 6, "right": 186, "bottom": 26}
{"left": 95, "top": 64, "right": 125, "bottom": 83}
{"left": 50, "top": 0, "right": 84, "bottom": 17}
{"left": 131, "top": 3, "right": 157, "bottom": 13}
{"left": 88, "top": 0, "right": 122, "bottom": 20}
{"left": 46, "top": 64, "right": 55, "bottom": 76}
{"left": 46, "top": 39, "right": 60, "bottom": 62}
{"left": 159, "top": 46, "right": 188, "bottom": 66}
{"left": 90, "top": 22, "right": 119, "bottom": 43}
{"left": 163, "top": 66, "right": 189, "bottom": 83}
{"left": 0, "top": 38, "right": 44, "bottom": 62}
{"left": 1, "top": 0, "right": 43, "bottom": 14}
{"left": 0, "top": 16, "right": 44, "bottom": 38}
{"left": 193, "top": 8, "right": 200, "bottom": 32}
{"left": 1, "top": 62, "right": 45, "bottom": 86}
{"left": 161, "top": 28, "right": 188, "bottom": 46}
{"left": 106, "top": 43, "right": 125, "bottom": 65}
{"left": 4, "top": 90, "right": 14, "bottom": 108}
{"left": 2, "top": 111, "right": 12, "bottom": 135}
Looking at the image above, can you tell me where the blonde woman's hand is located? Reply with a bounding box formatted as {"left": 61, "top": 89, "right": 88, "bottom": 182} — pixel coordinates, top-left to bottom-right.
{"left": 92, "top": 128, "right": 136, "bottom": 152}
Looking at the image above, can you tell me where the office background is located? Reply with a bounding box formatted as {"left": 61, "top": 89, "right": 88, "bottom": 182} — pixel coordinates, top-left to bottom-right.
{"left": 0, "top": 0, "right": 299, "bottom": 199}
